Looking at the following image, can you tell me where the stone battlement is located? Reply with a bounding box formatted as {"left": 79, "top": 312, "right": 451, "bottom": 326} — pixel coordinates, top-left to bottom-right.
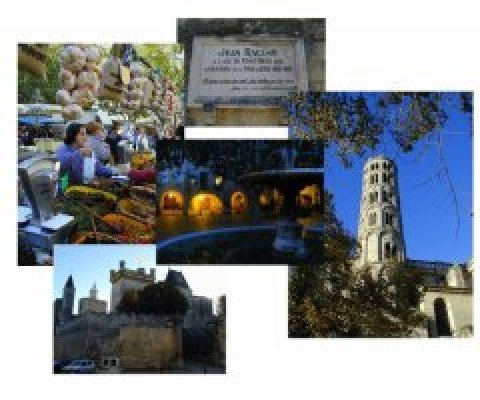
{"left": 110, "top": 260, "right": 156, "bottom": 284}
{"left": 56, "top": 312, "right": 183, "bottom": 336}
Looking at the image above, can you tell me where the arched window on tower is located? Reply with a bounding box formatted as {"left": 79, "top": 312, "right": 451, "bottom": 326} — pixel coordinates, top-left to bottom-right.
{"left": 382, "top": 190, "right": 388, "bottom": 203}
{"left": 370, "top": 175, "right": 375, "bottom": 184}
{"left": 434, "top": 298, "right": 452, "bottom": 337}
{"left": 369, "top": 212, "right": 376, "bottom": 226}
{"left": 385, "top": 212, "right": 393, "bottom": 226}
{"left": 385, "top": 242, "right": 391, "bottom": 259}
{"left": 382, "top": 173, "right": 387, "bottom": 183}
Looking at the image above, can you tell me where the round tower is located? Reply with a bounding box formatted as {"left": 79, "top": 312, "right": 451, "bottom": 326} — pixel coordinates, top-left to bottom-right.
{"left": 356, "top": 155, "right": 406, "bottom": 275}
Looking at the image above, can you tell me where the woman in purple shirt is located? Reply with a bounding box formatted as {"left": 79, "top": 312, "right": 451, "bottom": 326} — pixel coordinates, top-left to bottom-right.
{"left": 56, "top": 123, "right": 113, "bottom": 192}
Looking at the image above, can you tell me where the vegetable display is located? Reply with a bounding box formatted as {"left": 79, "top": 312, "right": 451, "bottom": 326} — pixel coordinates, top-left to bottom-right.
{"left": 57, "top": 174, "right": 156, "bottom": 244}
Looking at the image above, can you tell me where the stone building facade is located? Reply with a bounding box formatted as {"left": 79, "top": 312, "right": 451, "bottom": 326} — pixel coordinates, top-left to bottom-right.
{"left": 413, "top": 260, "right": 474, "bottom": 337}
{"left": 78, "top": 284, "right": 107, "bottom": 315}
{"left": 165, "top": 268, "right": 214, "bottom": 329}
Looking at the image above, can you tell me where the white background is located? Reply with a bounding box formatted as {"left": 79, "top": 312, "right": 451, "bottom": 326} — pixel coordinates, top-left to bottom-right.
{"left": 1, "top": 1, "right": 479, "bottom": 399}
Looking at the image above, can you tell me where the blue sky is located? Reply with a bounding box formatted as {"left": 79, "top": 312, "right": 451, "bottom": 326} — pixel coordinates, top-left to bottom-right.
{"left": 54, "top": 245, "right": 225, "bottom": 314}
{"left": 325, "top": 104, "right": 472, "bottom": 263}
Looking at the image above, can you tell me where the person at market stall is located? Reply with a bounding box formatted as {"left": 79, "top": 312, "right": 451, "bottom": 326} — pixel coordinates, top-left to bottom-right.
{"left": 85, "top": 121, "right": 111, "bottom": 164}
{"left": 146, "top": 126, "right": 157, "bottom": 149}
{"left": 132, "top": 125, "right": 149, "bottom": 151}
{"left": 18, "top": 125, "right": 35, "bottom": 146}
{"left": 157, "top": 125, "right": 166, "bottom": 140}
{"left": 56, "top": 123, "right": 114, "bottom": 193}
{"left": 105, "top": 121, "right": 125, "bottom": 164}
{"left": 45, "top": 126, "right": 53, "bottom": 139}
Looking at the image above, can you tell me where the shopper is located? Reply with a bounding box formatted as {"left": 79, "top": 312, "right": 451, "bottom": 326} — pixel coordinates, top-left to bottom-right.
{"left": 85, "top": 121, "right": 111, "bottom": 164}
{"left": 132, "top": 125, "right": 149, "bottom": 151}
{"left": 105, "top": 121, "right": 124, "bottom": 164}
{"left": 56, "top": 123, "right": 113, "bottom": 192}
{"left": 18, "top": 125, "right": 35, "bottom": 146}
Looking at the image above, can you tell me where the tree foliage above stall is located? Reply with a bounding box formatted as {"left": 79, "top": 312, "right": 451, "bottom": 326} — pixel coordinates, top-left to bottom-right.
{"left": 18, "top": 44, "right": 62, "bottom": 104}
{"left": 136, "top": 43, "right": 184, "bottom": 89}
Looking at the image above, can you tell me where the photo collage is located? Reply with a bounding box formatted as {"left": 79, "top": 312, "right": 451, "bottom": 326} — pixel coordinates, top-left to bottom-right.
{"left": 16, "top": 18, "right": 473, "bottom": 375}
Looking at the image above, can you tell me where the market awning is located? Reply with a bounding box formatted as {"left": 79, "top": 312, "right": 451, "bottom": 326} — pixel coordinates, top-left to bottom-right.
{"left": 18, "top": 115, "right": 64, "bottom": 125}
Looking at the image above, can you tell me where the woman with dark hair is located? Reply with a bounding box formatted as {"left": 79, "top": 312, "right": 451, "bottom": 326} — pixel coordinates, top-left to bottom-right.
{"left": 56, "top": 123, "right": 113, "bottom": 192}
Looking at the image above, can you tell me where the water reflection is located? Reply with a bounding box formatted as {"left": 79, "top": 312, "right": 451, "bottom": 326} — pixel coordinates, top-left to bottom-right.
{"left": 157, "top": 211, "right": 322, "bottom": 241}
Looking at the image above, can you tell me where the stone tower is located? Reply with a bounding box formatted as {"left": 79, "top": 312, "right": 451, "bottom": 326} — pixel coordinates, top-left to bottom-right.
{"left": 356, "top": 155, "right": 406, "bottom": 276}
{"left": 90, "top": 283, "right": 98, "bottom": 300}
{"left": 110, "top": 260, "right": 156, "bottom": 312}
{"left": 61, "top": 275, "right": 75, "bottom": 321}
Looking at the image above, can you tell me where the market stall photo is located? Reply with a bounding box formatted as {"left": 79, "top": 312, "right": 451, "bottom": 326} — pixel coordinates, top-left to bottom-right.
{"left": 17, "top": 43, "right": 184, "bottom": 265}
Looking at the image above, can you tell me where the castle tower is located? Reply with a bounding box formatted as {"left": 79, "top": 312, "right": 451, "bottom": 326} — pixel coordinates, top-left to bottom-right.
{"left": 78, "top": 282, "right": 107, "bottom": 315}
{"left": 90, "top": 283, "right": 98, "bottom": 300}
{"left": 165, "top": 269, "right": 192, "bottom": 299}
{"left": 356, "top": 155, "right": 406, "bottom": 276}
{"left": 110, "top": 260, "right": 156, "bottom": 312}
{"left": 61, "top": 275, "right": 75, "bottom": 321}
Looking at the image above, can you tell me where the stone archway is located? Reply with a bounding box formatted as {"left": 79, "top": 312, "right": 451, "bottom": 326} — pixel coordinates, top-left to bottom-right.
{"left": 297, "top": 184, "right": 321, "bottom": 208}
{"left": 230, "top": 191, "right": 248, "bottom": 214}
{"left": 189, "top": 193, "right": 223, "bottom": 216}
{"left": 434, "top": 297, "right": 452, "bottom": 337}
{"left": 258, "top": 188, "right": 283, "bottom": 214}
{"left": 160, "top": 190, "right": 184, "bottom": 215}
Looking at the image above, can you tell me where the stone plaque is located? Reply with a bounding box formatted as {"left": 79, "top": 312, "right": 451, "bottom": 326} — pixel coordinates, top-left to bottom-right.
{"left": 188, "top": 36, "right": 308, "bottom": 106}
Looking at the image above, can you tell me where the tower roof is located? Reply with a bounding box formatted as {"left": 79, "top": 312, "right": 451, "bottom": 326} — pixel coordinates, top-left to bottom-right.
{"left": 165, "top": 269, "right": 190, "bottom": 290}
{"left": 65, "top": 275, "right": 74, "bottom": 287}
{"left": 364, "top": 155, "right": 396, "bottom": 168}
{"left": 366, "top": 154, "right": 394, "bottom": 162}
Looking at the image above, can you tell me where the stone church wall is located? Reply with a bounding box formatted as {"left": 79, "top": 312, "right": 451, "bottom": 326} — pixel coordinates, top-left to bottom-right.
{"left": 420, "top": 289, "right": 473, "bottom": 337}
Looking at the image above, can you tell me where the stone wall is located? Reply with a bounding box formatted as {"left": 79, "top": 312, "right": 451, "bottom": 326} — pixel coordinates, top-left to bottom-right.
{"left": 115, "top": 325, "right": 182, "bottom": 370}
{"left": 213, "top": 316, "right": 226, "bottom": 366}
{"left": 54, "top": 313, "right": 183, "bottom": 370}
{"left": 78, "top": 297, "right": 107, "bottom": 315}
